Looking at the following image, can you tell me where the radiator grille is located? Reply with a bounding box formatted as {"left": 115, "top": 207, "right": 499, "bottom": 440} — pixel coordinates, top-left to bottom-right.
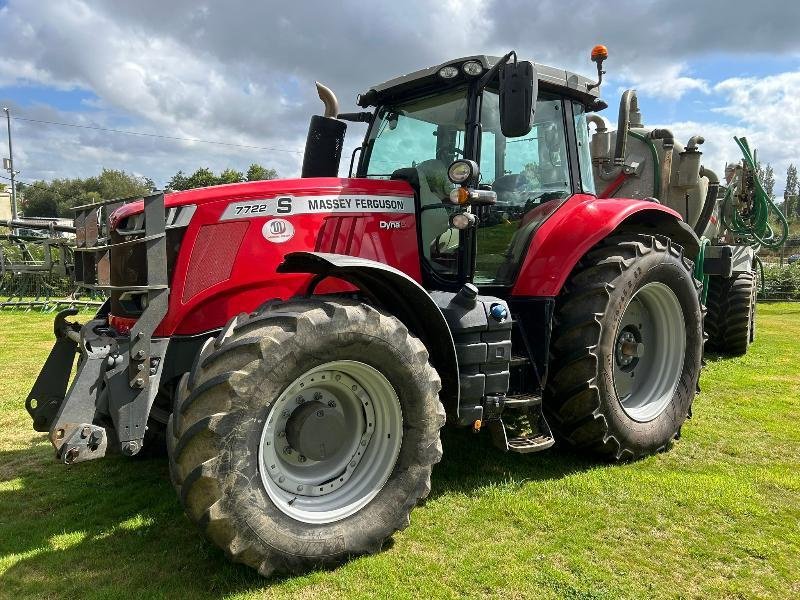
{"left": 182, "top": 221, "right": 249, "bottom": 302}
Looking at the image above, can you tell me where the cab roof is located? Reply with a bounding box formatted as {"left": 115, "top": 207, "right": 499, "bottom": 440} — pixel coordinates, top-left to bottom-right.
{"left": 357, "top": 55, "right": 604, "bottom": 109}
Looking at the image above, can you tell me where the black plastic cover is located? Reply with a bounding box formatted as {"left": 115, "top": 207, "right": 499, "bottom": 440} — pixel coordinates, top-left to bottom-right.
{"left": 499, "top": 60, "right": 536, "bottom": 138}
{"left": 301, "top": 115, "right": 346, "bottom": 178}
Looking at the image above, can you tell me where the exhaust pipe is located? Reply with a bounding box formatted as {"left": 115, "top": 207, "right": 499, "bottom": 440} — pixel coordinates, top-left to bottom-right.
{"left": 315, "top": 82, "right": 340, "bottom": 119}
{"left": 301, "top": 82, "right": 347, "bottom": 178}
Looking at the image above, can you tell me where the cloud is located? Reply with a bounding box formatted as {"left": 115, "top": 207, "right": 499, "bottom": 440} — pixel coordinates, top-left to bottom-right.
{"left": 1, "top": 0, "right": 799, "bottom": 190}
{"left": 616, "top": 63, "right": 709, "bottom": 100}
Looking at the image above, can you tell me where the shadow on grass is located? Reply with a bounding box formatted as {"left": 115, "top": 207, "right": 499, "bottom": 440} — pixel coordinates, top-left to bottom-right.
{"left": 0, "top": 427, "right": 596, "bottom": 597}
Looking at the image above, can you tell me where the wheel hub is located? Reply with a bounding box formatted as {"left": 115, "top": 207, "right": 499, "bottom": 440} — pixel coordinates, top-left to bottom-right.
{"left": 611, "top": 282, "right": 686, "bottom": 423}
{"left": 259, "top": 361, "right": 403, "bottom": 524}
{"left": 615, "top": 326, "right": 643, "bottom": 371}
{"left": 285, "top": 401, "right": 347, "bottom": 461}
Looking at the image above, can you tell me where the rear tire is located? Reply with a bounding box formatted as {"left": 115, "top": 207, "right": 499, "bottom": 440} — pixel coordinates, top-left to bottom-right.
{"left": 545, "top": 235, "right": 703, "bottom": 460}
{"left": 705, "top": 271, "right": 756, "bottom": 356}
{"left": 167, "top": 298, "right": 444, "bottom": 576}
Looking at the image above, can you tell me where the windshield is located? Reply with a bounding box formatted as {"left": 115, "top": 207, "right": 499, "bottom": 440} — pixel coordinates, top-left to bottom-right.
{"left": 364, "top": 90, "right": 467, "bottom": 179}
{"left": 363, "top": 90, "right": 467, "bottom": 276}
{"left": 360, "top": 87, "right": 576, "bottom": 285}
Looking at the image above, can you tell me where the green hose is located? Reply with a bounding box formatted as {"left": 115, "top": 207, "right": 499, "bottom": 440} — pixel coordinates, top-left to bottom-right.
{"left": 721, "top": 136, "right": 789, "bottom": 249}
{"left": 694, "top": 236, "right": 711, "bottom": 303}
{"left": 627, "top": 130, "right": 661, "bottom": 200}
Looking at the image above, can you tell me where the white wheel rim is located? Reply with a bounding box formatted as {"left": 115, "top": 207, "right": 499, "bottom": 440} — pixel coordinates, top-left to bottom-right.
{"left": 612, "top": 282, "right": 686, "bottom": 422}
{"left": 259, "top": 360, "right": 403, "bottom": 524}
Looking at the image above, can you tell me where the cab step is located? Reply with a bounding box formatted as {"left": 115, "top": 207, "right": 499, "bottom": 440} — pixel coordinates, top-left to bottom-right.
{"left": 503, "top": 392, "right": 542, "bottom": 409}
{"left": 487, "top": 409, "right": 555, "bottom": 454}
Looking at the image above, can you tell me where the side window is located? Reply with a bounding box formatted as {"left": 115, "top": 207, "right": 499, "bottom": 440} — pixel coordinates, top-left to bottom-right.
{"left": 573, "top": 102, "right": 597, "bottom": 194}
{"left": 480, "top": 130, "right": 496, "bottom": 184}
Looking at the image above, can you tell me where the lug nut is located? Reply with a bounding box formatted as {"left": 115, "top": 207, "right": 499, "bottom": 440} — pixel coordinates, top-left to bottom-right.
{"left": 327, "top": 400, "right": 336, "bottom": 408}
{"left": 316, "top": 410, "right": 325, "bottom": 418}
{"left": 283, "top": 446, "right": 292, "bottom": 455}
{"left": 281, "top": 410, "right": 290, "bottom": 418}
{"left": 298, "top": 455, "right": 307, "bottom": 463}
{"left": 277, "top": 431, "right": 286, "bottom": 438}
{"left": 296, "top": 395, "right": 305, "bottom": 404}
{"left": 313, "top": 392, "right": 323, "bottom": 401}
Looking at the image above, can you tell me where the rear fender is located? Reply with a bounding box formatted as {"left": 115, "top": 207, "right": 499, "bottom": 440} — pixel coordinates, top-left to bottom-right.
{"left": 511, "top": 194, "right": 700, "bottom": 297}
{"left": 278, "top": 252, "right": 459, "bottom": 417}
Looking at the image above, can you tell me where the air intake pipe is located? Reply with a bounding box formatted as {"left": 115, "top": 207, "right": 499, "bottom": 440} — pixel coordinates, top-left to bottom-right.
{"left": 301, "top": 82, "right": 347, "bottom": 178}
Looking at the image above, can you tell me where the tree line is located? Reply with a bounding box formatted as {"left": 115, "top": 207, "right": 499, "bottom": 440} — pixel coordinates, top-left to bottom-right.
{"left": 18, "top": 164, "right": 278, "bottom": 218}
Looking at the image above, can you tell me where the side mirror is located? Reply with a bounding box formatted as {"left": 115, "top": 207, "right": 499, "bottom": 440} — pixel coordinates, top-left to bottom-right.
{"left": 499, "top": 60, "right": 536, "bottom": 138}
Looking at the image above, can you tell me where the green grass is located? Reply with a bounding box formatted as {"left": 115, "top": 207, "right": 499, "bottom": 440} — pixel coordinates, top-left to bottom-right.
{"left": 1, "top": 306, "right": 799, "bottom": 599}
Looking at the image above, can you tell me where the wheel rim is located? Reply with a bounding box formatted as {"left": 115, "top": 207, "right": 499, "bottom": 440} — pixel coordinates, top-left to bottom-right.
{"left": 259, "top": 360, "right": 403, "bottom": 524}
{"left": 612, "top": 282, "right": 686, "bottom": 422}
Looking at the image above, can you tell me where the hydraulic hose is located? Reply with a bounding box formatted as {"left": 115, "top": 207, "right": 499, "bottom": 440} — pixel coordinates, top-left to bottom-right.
{"left": 694, "top": 236, "right": 711, "bottom": 303}
{"left": 693, "top": 166, "right": 720, "bottom": 237}
{"left": 721, "top": 136, "right": 789, "bottom": 249}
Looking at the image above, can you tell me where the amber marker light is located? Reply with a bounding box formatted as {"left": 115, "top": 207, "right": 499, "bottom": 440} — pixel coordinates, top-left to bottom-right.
{"left": 591, "top": 44, "right": 608, "bottom": 63}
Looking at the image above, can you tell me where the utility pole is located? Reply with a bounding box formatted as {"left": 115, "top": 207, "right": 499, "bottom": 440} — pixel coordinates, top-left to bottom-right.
{"left": 3, "top": 106, "right": 18, "bottom": 221}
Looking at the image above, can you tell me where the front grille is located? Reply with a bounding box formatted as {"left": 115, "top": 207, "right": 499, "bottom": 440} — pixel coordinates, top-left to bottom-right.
{"left": 109, "top": 228, "right": 185, "bottom": 316}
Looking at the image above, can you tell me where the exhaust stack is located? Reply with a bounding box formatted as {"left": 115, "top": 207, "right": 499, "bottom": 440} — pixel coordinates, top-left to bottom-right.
{"left": 301, "top": 81, "right": 347, "bottom": 178}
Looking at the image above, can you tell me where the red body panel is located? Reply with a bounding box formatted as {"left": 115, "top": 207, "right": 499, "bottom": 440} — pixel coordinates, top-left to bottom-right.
{"left": 511, "top": 194, "right": 682, "bottom": 297}
{"left": 108, "top": 181, "right": 685, "bottom": 336}
{"left": 109, "top": 178, "right": 420, "bottom": 336}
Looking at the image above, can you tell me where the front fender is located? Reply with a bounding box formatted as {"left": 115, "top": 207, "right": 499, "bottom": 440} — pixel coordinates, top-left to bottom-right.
{"left": 278, "top": 252, "right": 460, "bottom": 417}
{"left": 512, "top": 194, "right": 699, "bottom": 297}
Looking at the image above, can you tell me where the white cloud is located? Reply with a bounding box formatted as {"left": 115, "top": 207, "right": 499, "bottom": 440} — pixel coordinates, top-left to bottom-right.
{"left": 1, "top": 0, "right": 799, "bottom": 191}
{"left": 616, "top": 63, "right": 710, "bottom": 100}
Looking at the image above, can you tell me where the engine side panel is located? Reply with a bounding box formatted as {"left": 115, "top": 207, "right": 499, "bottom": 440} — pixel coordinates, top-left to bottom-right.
{"left": 511, "top": 193, "right": 685, "bottom": 297}
{"left": 111, "top": 178, "right": 421, "bottom": 336}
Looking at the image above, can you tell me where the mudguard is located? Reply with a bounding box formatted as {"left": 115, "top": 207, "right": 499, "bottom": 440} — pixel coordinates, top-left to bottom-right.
{"left": 278, "top": 251, "right": 460, "bottom": 416}
{"left": 512, "top": 194, "right": 700, "bottom": 297}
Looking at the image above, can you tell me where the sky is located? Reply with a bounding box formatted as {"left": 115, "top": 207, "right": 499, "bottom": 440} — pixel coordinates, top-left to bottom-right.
{"left": 1, "top": 0, "right": 799, "bottom": 194}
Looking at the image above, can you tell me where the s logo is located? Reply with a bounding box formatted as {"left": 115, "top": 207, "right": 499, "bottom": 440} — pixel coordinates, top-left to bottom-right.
{"left": 276, "top": 197, "right": 292, "bottom": 214}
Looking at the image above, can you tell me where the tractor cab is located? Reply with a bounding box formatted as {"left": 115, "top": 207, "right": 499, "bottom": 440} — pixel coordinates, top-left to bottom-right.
{"left": 350, "top": 54, "right": 604, "bottom": 288}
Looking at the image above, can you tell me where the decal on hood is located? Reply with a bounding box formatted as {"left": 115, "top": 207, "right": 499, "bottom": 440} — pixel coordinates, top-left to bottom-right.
{"left": 220, "top": 194, "right": 414, "bottom": 220}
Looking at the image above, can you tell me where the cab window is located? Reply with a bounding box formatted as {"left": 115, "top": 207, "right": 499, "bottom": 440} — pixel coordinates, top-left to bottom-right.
{"left": 475, "top": 92, "right": 571, "bottom": 284}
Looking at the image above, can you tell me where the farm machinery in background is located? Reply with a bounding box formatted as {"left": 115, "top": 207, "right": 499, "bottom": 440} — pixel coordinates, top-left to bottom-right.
{"left": 25, "top": 46, "right": 711, "bottom": 577}
{"left": 0, "top": 218, "right": 103, "bottom": 310}
{"left": 589, "top": 93, "right": 788, "bottom": 355}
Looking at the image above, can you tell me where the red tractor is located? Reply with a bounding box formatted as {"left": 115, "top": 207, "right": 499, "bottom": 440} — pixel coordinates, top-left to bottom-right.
{"left": 27, "top": 49, "right": 703, "bottom": 575}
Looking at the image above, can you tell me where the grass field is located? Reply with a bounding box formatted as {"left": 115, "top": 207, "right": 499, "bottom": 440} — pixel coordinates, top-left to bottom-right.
{"left": 1, "top": 305, "right": 799, "bottom": 599}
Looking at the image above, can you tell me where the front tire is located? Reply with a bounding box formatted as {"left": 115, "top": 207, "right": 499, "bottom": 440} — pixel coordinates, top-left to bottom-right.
{"left": 545, "top": 235, "right": 703, "bottom": 460}
{"left": 167, "top": 298, "right": 444, "bottom": 576}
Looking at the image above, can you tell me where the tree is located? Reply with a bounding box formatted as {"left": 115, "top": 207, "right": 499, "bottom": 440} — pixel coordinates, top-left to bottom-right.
{"left": 166, "top": 164, "right": 279, "bottom": 190}
{"left": 166, "top": 170, "right": 190, "bottom": 191}
{"left": 756, "top": 161, "right": 775, "bottom": 200}
{"left": 218, "top": 168, "right": 245, "bottom": 185}
{"left": 785, "top": 163, "right": 798, "bottom": 220}
{"left": 763, "top": 163, "right": 775, "bottom": 200}
{"left": 246, "top": 163, "right": 278, "bottom": 181}
{"left": 184, "top": 168, "right": 218, "bottom": 190}
{"left": 19, "top": 168, "right": 151, "bottom": 217}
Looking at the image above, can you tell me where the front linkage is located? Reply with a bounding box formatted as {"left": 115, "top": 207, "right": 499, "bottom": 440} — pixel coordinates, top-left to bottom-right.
{"left": 25, "top": 193, "right": 169, "bottom": 464}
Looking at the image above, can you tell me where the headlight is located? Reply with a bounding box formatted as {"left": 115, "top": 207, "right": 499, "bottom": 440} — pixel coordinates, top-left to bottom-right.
{"left": 462, "top": 61, "right": 483, "bottom": 76}
{"left": 438, "top": 65, "right": 459, "bottom": 79}
{"left": 447, "top": 159, "right": 478, "bottom": 184}
{"left": 451, "top": 212, "right": 476, "bottom": 230}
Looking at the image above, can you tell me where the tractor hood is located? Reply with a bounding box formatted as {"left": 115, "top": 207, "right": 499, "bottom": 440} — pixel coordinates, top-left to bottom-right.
{"left": 109, "top": 177, "right": 415, "bottom": 230}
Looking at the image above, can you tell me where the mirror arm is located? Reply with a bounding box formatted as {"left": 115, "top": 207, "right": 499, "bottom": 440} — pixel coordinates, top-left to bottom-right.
{"left": 477, "top": 50, "right": 517, "bottom": 91}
